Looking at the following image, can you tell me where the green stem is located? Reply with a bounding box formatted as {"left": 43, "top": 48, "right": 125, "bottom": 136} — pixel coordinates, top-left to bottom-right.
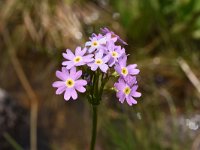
{"left": 3, "top": 132, "right": 23, "bottom": 150}
{"left": 90, "top": 105, "right": 98, "bottom": 150}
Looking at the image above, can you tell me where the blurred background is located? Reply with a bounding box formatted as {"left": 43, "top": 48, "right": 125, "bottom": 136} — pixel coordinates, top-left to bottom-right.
{"left": 1, "top": 0, "right": 200, "bottom": 149}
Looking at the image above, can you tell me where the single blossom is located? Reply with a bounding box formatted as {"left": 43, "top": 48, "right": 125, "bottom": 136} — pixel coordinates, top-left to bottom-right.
{"left": 106, "top": 41, "right": 125, "bottom": 67}
{"left": 52, "top": 67, "right": 87, "bottom": 100}
{"left": 114, "top": 78, "right": 141, "bottom": 106}
{"left": 85, "top": 34, "right": 106, "bottom": 53}
{"left": 101, "top": 27, "right": 128, "bottom": 45}
{"left": 62, "top": 47, "right": 94, "bottom": 69}
{"left": 91, "top": 33, "right": 117, "bottom": 47}
{"left": 88, "top": 51, "right": 110, "bottom": 73}
{"left": 114, "top": 55, "right": 140, "bottom": 77}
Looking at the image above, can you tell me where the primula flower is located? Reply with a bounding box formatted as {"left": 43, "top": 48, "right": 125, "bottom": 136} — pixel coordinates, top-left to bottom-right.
{"left": 53, "top": 27, "right": 141, "bottom": 106}
{"left": 62, "top": 47, "right": 94, "bottom": 69}
{"left": 52, "top": 67, "right": 87, "bottom": 100}
{"left": 106, "top": 42, "right": 125, "bottom": 67}
{"left": 114, "top": 55, "right": 140, "bottom": 77}
{"left": 52, "top": 27, "right": 142, "bottom": 150}
{"left": 88, "top": 51, "right": 110, "bottom": 73}
{"left": 101, "top": 27, "right": 128, "bottom": 45}
{"left": 114, "top": 77, "right": 141, "bottom": 106}
{"left": 85, "top": 34, "right": 106, "bottom": 53}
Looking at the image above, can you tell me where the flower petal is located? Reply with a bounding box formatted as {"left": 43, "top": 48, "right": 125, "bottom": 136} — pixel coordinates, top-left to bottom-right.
{"left": 108, "top": 58, "right": 115, "bottom": 67}
{"left": 88, "top": 47, "right": 95, "bottom": 53}
{"left": 70, "top": 67, "right": 76, "bottom": 77}
{"left": 95, "top": 51, "right": 103, "bottom": 59}
{"left": 98, "top": 37, "right": 106, "bottom": 44}
{"left": 127, "top": 64, "right": 140, "bottom": 75}
{"left": 74, "top": 70, "right": 82, "bottom": 80}
{"left": 130, "top": 85, "right": 138, "bottom": 95}
{"left": 75, "top": 61, "right": 85, "bottom": 67}
{"left": 61, "top": 67, "right": 69, "bottom": 76}
{"left": 83, "top": 54, "right": 94, "bottom": 62}
{"left": 64, "top": 89, "right": 71, "bottom": 100}
{"left": 119, "top": 55, "right": 127, "bottom": 67}
{"left": 63, "top": 49, "right": 75, "bottom": 60}
{"left": 56, "top": 86, "right": 66, "bottom": 94}
{"left": 76, "top": 79, "right": 87, "bottom": 86}
{"left": 102, "top": 55, "right": 110, "bottom": 63}
{"left": 75, "top": 47, "right": 81, "bottom": 56}
{"left": 126, "top": 96, "right": 133, "bottom": 106}
{"left": 62, "top": 61, "right": 74, "bottom": 69}
{"left": 56, "top": 71, "right": 66, "bottom": 80}
{"left": 71, "top": 88, "right": 78, "bottom": 100}
{"left": 124, "top": 75, "right": 136, "bottom": 86}
{"left": 52, "top": 81, "right": 65, "bottom": 88}
{"left": 118, "top": 92, "right": 125, "bottom": 103}
{"left": 127, "top": 64, "right": 137, "bottom": 69}
{"left": 85, "top": 41, "right": 91, "bottom": 46}
{"left": 133, "top": 91, "right": 141, "bottom": 98}
{"left": 75, "top": 86, "right": 86, "bottom": 93}
{"left": 127, "top": 96, "right": 137, "bottom": 105}
{"left": 90, "top": 63, "right": 98, "bottom": 71}
{"left": 129, "top": 69, "right": 140, "bottom": 75}
{"left": 114, "top": 81, "right": 126, "bottom": 91}
{"left": 99, "top": 64, "right": 108, "bottom": 73}
{"left": 114, "top": 65, "right": 121, "bottom": 74}
{"left": 75, "top": 47, "right": 87, "bottom": 56}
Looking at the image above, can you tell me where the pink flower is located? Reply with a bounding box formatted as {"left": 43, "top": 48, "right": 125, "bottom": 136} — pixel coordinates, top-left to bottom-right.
{"left": 114, "top": 55, "right": 140, "bottom": 77}
{"left": 62, "top": 47, "right": 94, "bottom": 69}
{"left": 52, "top": 67, "right": 87, "bottom": 100}
{"left": 53, "top": 27, "right": 142, "bottom": 106}
{"left": 85, "top": 34, "right": 106, "bottom": 53}
{"left": 88, "top": 51, "right": 110, "bottom": 73}
{"left": 114, "top": 77, "right": 141, "bottom": 106}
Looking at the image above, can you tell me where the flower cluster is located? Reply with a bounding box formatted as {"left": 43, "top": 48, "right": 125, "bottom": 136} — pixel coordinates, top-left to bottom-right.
{"left": 52, "top": 27, "right": 141, "bottom": 106}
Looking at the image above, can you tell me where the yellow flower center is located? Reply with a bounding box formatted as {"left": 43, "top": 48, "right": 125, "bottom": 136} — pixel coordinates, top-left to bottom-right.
{"left": 123, "top": 87, "right": 131, "bottom": 95}
{"left": 95, "top": 59, "right": 103, "bottom": 65}
{"left": 121, "top": 67, "right": 128, "bottom": 76}
{"left": 92, "top": 41, "right": 99, "bottom": 47}
{"left": 65, "top": 79, "right": 75, "bottom": 88}
{"left": 73, "top": 56, "right": 82, "bottom": 63}
{"left": 111, "top": 51, "right": 118, "bottom": 58}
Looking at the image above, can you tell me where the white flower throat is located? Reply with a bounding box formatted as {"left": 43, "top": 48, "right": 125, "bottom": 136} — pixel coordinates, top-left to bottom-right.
{"left": 95, "top": 59, "right": 103, "bottom": 65}
{"left": 111, "top": 51, "right": 118, "bottom": 58}
{"left": 65, "top": 79, "right": 75, "bottom": 88}
{"left": 123, "top": 86, "right": 131, "bottom": 95}
{"left": 121, "top": 67, "right": 128, "bottom": 76}
{"left": 73, "top": 56, "right": 82, "bottom": 63}
{"left": 92, "top": 41, "right": 99, "bottom": 47}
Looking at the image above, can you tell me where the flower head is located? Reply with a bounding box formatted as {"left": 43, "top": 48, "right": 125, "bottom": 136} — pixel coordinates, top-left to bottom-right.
{"left": 114, "top": 77, "right": 141, "bottom": 106}
{"left": 53, "top": 27, "right": 141, "bottom": 106}
{"left": 52, "top": 67, "right": 87, "bottom": 100}
{"left": 88, "top": 51, "right": 110, "bottom": 73}
{"left": 114, "top": 55, "right": 140, "bottom": 77}
{"left": 62, "top": 47, "right": 94, "bottom": 69}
